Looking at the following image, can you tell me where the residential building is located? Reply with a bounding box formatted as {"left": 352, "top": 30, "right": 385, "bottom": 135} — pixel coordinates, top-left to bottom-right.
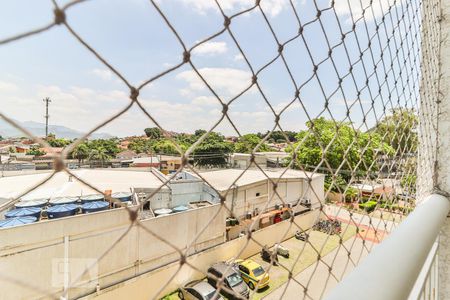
{"left": 159, "top": 155, "right": 182, "bottom": 173}
{"left": 130, "top": 156, "right": 160, "bottom": 168}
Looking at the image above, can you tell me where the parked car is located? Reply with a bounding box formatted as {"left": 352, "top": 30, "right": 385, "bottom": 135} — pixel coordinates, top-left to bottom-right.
{"left": 234, "top": 259, "right": 270, "bottom": 290}
{"left": 274, "top": 243, "right": 289, "bottom": 258}
{"left": 295, "top": 231, "right": 309, "bottom": 241}
{"left": 178, "top": 280, "right": 224, "bottom": 300}
{"left": 207, "top": 262, "right": 249, "bottom": 299}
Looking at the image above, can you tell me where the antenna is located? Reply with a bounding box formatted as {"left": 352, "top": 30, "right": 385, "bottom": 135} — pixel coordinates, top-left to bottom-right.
{"left": 43, "top": 97, "right": 51, "bottom": 138}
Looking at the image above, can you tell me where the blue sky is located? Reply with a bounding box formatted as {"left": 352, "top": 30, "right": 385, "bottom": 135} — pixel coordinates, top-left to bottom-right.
{"left": 0, "top": 0, "right": 419, "bottom": 137}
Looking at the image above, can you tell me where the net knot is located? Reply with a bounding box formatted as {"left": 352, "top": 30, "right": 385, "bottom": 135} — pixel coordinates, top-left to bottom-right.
{"left": 54, "top": 9, "right": 66, "bottom": 25}
{"left": 224, "top": 16, "right": 231, "bottom": 28}
{"left": 183, "top": 51, "right": 190, "bottom": 63}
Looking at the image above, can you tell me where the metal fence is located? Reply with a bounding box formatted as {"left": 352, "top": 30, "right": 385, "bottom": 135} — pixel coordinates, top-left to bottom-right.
{"left": 0, "top": 0, "right": 441, "bottom": 299}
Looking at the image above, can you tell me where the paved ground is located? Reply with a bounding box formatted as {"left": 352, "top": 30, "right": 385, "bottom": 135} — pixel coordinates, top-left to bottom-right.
{"left": 324, "top": 204, "right": 399, "bottom": 234}
{"left": 263, "top": 237, "right": 373, "bottom": 300}
{"left": 161, "top": 206, "right": 396, "bottom": 300}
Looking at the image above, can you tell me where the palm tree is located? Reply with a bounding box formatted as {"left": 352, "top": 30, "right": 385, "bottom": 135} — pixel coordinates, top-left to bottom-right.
{"left": 89, "top": 147, "right": 110, "bottom": 168}
{"left": 72, "top": 144, "right": 89, "bottom": 166}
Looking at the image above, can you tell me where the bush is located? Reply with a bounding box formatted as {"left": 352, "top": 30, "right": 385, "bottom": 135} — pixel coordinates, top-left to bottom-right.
{"left": 344, "top": 187, "right": 358, "bottom": 203}
{"left": 389, "top": 204, "right": 414, "bottom": 215}
{"left": 359, "top": 196, "right": 371, "bottom": 204}
{"left": 359, "top": 200, "right": 377, "bottom": 213}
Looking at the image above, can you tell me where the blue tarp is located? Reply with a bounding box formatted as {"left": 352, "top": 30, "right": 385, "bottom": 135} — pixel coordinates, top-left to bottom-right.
{"left": 0, "top": 216, "right": 37, "bottom": 228}
{"left": 81, "top": 201, "right": 109, "bottom": 213}
{"left": 5, "top": 207, "right": 41, "bottom": 219}
{"left": 47, "top": 204, "right": 79, "bottom": 219}
{"left": 111, "top": 192, "right": 132, "bottom": 202}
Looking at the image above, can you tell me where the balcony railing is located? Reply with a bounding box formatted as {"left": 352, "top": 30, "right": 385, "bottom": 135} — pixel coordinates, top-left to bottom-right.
{"left": 325, "top": 194, "right": 449, "bottom": 300}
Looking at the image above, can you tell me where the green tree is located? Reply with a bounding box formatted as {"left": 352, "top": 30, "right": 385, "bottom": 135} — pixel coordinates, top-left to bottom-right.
{"left": 152, "top": 139, "right": 183, "bottom": 155}
{"left": 71, "top": 143, "right": 89, "bottom": 166}
{"left": 27, "top": 146, "right": 46, "bottom": 156}
{"left": 289, "top": 117, "right": 394, "bottom": 181}
{"left": 193, "top": 132, "right": 234, "bottom": 167}
{"left": 324, "top": 174, "right": 348, "bottom": 193}
{"left": 194, "top": 129, "right": 207, "bottom": 137}
{"left": 374, "top": 108, "right": 418, "bottom": 155}
{"left": 88, "top": 147, "right": 110, "bottom": 167}
{"left": 258, "top": 130, "right": 297, "bottom": 142}
{"left": 144, "top": 127, "right": 162, "bottom": 139}
{"left": 234, "top": 134, "right": 272, "bottom": 153}
{"left": 174, "top": 133, "right": 195, "bottom": 146}
{"left": 88, "top": 139, "right": 120, "bottom": 157}
{"left": 48, "top": 138, "right": 71, "bottom": 147}
{"left": 128, "top": 138, "right": 153, "bottom": 154}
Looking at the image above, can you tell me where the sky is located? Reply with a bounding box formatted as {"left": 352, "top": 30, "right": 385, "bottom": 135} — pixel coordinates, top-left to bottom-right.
{"left": 0, "top": 0, "right": 421, "bottom": 138}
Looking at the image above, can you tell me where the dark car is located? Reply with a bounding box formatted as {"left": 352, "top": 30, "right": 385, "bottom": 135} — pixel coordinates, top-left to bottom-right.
{"left": 207, "top": 262, "right": 250, "bottom": 299}
{"left": 178, "top": 280, "right": 224, "bottom": 300}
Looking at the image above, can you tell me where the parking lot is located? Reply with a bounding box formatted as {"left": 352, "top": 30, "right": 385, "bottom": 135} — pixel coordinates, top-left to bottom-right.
{"left": 161, "top": 224, "right": 357, "bottom": 300}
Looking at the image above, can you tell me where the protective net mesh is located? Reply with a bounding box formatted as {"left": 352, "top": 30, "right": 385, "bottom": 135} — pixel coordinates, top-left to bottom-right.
{"left": 0, "top": 0, "right": 441, "bottom": 299}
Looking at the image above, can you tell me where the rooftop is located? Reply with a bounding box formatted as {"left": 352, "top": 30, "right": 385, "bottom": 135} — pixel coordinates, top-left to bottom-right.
{"left": 197, "top": 168, "right": 324, "bottom": 191}
{"left": 0, "top": 169, "right": 167, "bottom": 200}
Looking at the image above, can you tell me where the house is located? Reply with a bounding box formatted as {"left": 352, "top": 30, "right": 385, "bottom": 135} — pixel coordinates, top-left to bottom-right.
{"left": 13, "top": 143, "right": 30, "bottom": 153}
{"left": 350, "top": 183, "right": 395, "bottom": 200}
{"left": 116, "top": 150, "right": 138, "bottom": 160}
{"left": 0, "top": 145, "right": 14, "bottom": 154}
{"left": 231, "top": 153, "right": 268, "bottom": 169}
{"left": 130, "top": 156, "right": 160, "bottom": 168}
{"left": 159, "top": 155, "right": 182, "bottom": 173}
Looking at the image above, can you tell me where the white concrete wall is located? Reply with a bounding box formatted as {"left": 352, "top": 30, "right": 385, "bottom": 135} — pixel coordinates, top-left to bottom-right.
{"left": 81, "top": 209, "right": 320, "bottom": 300}
{"left": 224, "top": 176, "right": 324, "bottom": 219}
{"left": 170, "top": 180, "right": 204, "bottom": 207}
{"left": 434, "top": 0, "right": 450, "bottom": 297}
{"left": 307, "top": 176, "right": 325, "bottom": 209}
{"left": 0, "top": 204, "right": 226, "bottom": 300}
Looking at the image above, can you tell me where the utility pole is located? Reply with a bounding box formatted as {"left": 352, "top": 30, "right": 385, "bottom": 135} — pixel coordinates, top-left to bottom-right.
{"left": 43, "top": 97, "right": 51, "bottom": 138}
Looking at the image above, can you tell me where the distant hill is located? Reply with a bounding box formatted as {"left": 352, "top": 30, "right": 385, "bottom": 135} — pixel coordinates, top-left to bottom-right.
{"left": 0, "top": 119, "right": 112, "bottom": 139}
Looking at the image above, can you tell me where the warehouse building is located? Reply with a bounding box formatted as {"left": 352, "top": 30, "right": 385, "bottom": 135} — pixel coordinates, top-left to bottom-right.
{"left": 198, "top": 168, "right": 325, "bottom": 219}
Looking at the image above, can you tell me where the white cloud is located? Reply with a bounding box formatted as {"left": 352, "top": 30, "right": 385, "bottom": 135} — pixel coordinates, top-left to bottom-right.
{"left": 178, "top": 0, "right": 292, "bottom": 17}
{"left": 192, "top": 41, "right": 228, "bottom": 56}
{"left": 92, "top": 68, "right": 114, "bottom": 81}
{"left": 332, "top": 0, "right": 402, "bottom": 21}
{"left": 1, "top": 81, "right": 130, "bottom": 135}
{"left": 176, "top": 67, "right": 253, "bottom": 96}
{"left": 259, "top": 0, "right": 291, "bottom": 17}
{"left": 234, "top": 54, "right": 244, "bottom": 61}
{"left": 272, "top": 101, "right": 302, "bottom": 114}
{"left": 179, "top": 88, "right": 192, "bottom": 97}
{"left": 333, "top": 98, "right": 371, "bottom": 106}
{"left": 230, "top": 110, "right": 271, "bottom": 118}
{"left": 0, "top": 81, "right": 18, "bottom": 92}
{"left": 192, "top": 96, "right": 220, "bottom": 106}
